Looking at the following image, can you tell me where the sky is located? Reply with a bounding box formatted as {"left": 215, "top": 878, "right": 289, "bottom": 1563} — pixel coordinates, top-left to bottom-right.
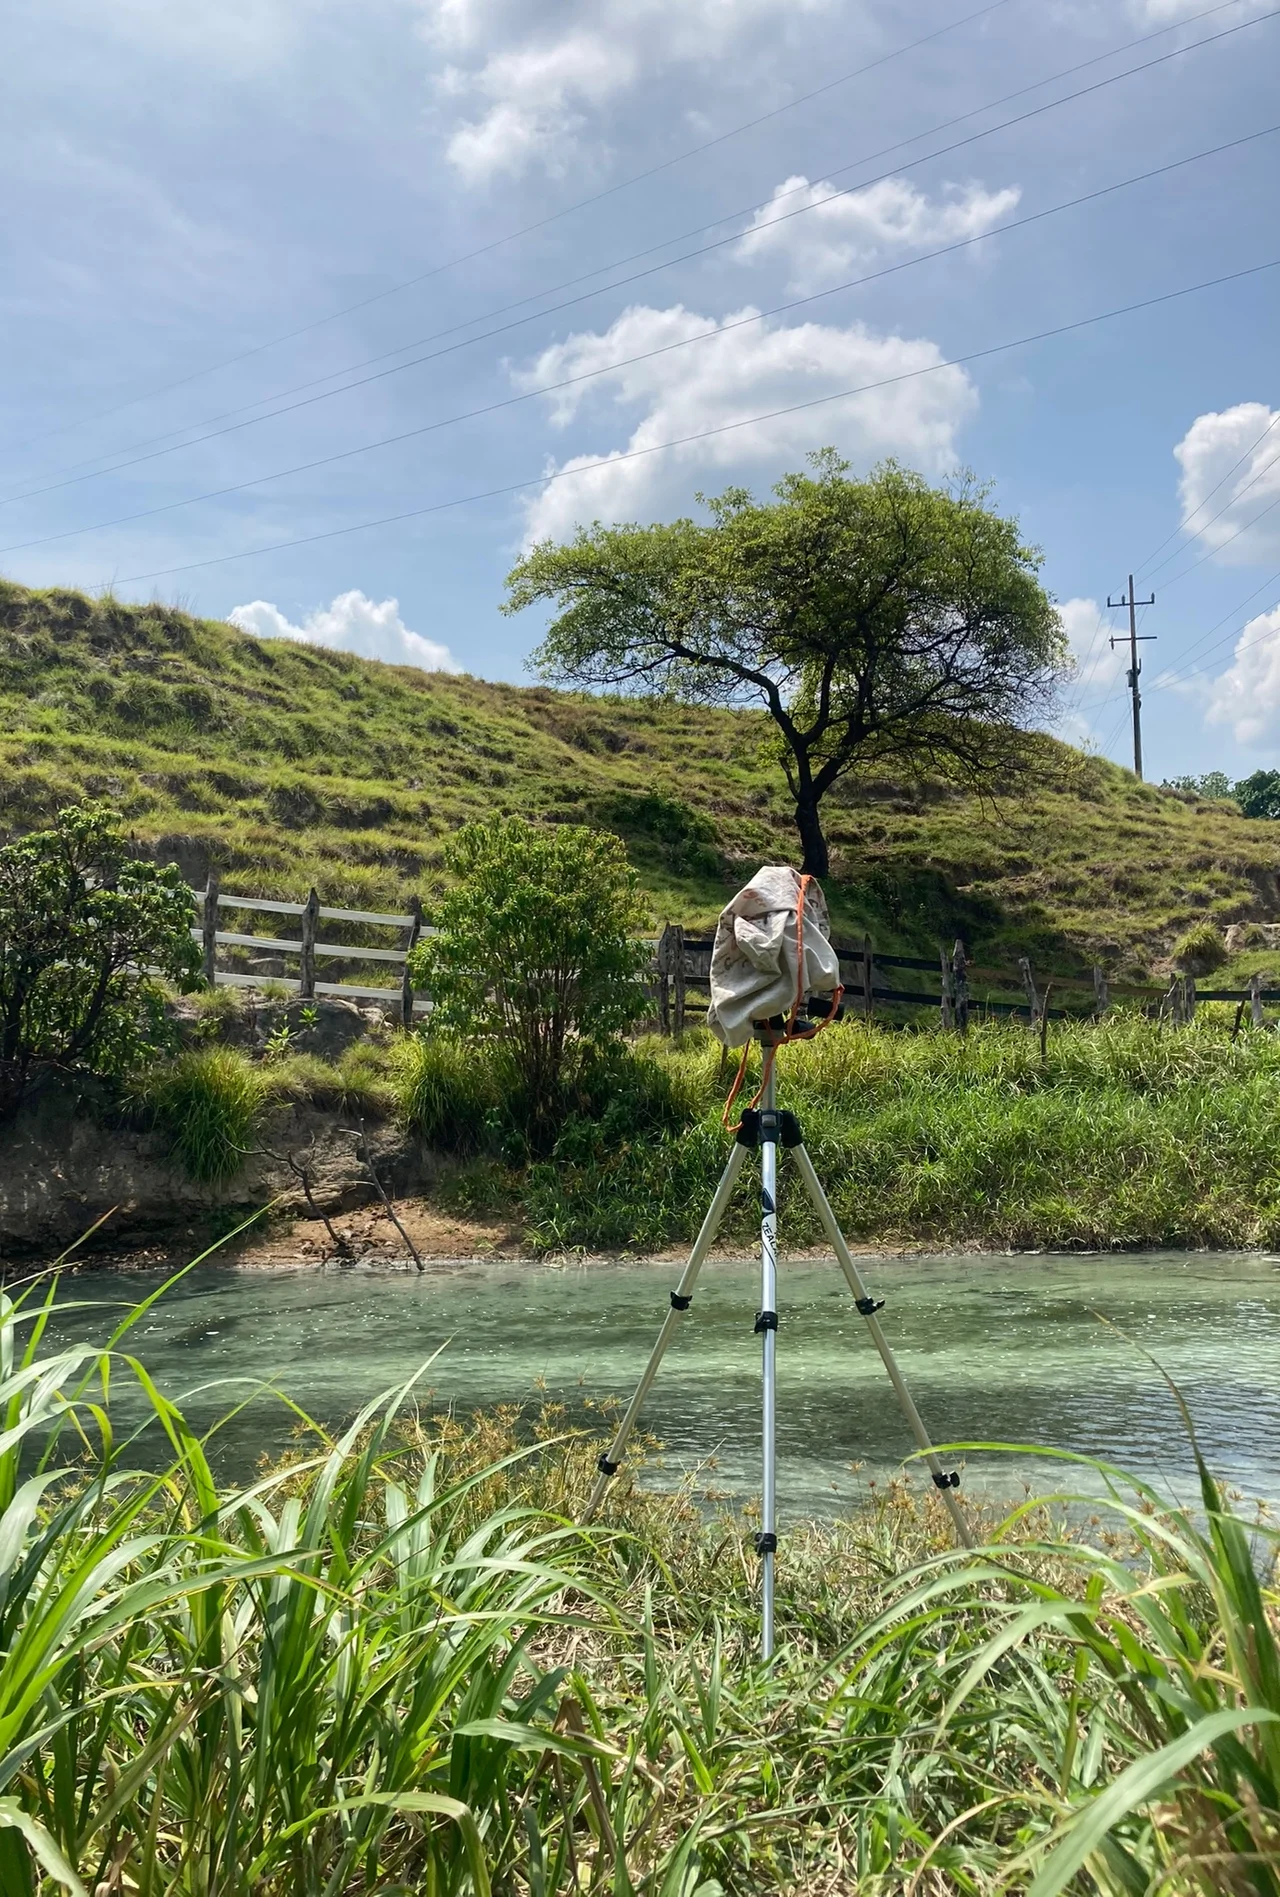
{"left": 2, "top": 0, "right": 1278, "bottom": 782}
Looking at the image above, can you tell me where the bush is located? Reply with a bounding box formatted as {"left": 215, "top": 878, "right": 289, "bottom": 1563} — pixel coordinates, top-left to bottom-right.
{"left": 409, "top": 817, "right": 650, "bottom": 1148}
{"left": 140, "top": 1046, "right": 265, "bottom": 1181}
{"left": 391, "top": 1032, "right": 507, "bottom": 1152}
{"left": 1173, "top": 920, "right": 1228, "bottom": 973}
{"left": 0, "top": 801, "right": 200, "bottom": 1114}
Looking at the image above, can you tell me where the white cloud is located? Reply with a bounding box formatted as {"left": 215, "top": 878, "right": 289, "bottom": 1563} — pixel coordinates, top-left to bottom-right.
{"left": 1206, "top": 602, "right": 1280, "bottom": 746}
{"left": 421, "top": 0, "right": 835, "bottom": 183}
{"left": 735, "top": 174, "right": 1021, "bottom": 292}
{"left": 228, "top": 590, "right": 461, "bottom": 672}
{"left": 1055, "top": 596, "right": 1129, "bottom": 748}
{"left": 512, "top": 301, "right": 976, "bottom": 545}
{"left": 1173, "top": 403, "right": 1280, "bottom": 565}
{"left": 1131, "top": 0, "right": 1269, "bottom": 18}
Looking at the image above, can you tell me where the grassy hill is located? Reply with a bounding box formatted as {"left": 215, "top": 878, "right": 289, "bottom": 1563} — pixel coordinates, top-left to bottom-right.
{"left": 2, "top": 577, "right": 1279, "bottom": 976}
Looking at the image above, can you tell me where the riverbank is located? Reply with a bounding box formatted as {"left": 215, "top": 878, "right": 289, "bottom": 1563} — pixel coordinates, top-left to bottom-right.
{"left": 8, "top": 1015, "right": 1280, "bottom": 1260}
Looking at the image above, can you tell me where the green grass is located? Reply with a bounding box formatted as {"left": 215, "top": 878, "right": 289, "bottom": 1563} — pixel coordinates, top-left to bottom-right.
{"left": 4, "top": 578, "right": 1280, "bottom": 969}
{"left": 140, "top": 1015, "right": 1280, "bottom": 1254}
{"left": 2, "top": 1268, "right": 1279, "bottom": 1894}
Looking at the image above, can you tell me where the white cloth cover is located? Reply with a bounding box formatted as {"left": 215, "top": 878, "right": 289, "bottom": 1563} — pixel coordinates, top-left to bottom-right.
{"left": 705, "top": 866, "right": 842, "bottom": 1048}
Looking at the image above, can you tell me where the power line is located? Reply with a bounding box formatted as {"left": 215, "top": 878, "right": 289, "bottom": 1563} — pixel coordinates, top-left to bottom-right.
{"left": 9, "top": 128, "right": 1272, "bottom": 560}
{"left": 87, "top": 254, "right": 1279, "bottom": 591}
{"left": 0, "top": 0, "right": 1021, "bottom": 461}
{"left": 1070, "top": 568, "right": 1280, "bottom": 712}
{"left": 1145, "top": 486, "right": 1280, "bottom": 593}
{"left": 5, "top": 0, "right": 1271, "bottom": 505}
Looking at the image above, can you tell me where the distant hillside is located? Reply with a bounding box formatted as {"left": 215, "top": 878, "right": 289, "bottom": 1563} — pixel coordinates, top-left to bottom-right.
{"left": 2, "top": 578, "right": 1278, "bottom": 976}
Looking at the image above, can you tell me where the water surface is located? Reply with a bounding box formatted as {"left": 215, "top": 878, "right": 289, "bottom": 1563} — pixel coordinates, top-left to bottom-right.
{"left": 38, "top": 1250, "right": 1280, "bottom": 1520}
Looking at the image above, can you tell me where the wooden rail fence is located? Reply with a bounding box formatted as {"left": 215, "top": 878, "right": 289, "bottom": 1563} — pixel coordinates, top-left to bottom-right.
{"left": 652, "top": 924, "right": 1276, "bottom": 1037}
{"left": 195, "top": 875, "right": 426, "bottom": 1025}
{"left": 190, "top": 881, "right": 1275, "bottom": 1039}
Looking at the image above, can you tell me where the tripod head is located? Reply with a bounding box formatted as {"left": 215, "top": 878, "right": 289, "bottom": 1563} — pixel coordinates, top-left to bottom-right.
{"left": 751, "top": 996, "right": 847, "bottom": 1046}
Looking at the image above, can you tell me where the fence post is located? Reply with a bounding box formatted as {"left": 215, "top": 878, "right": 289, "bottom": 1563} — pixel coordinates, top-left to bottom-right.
{"left": 655, "top": 924, "right": 673, "bottom": 1036}
{"left": 1182, "top": 972, "right": 1196, "bottom": 1023}
{"left": 1092, "top": 965, "right": 1109, "bottom": 1019}
{"left": 402, "top": 896, "right": 423, "bottom": 1029}
{"left": 1018, "top": 954, "right": 1041, "bottom": 1029}
{"left": 1251, "top": 970, "right": 1264, "bottom": 1029}
{"left": 299, "top": 887, "right": 319, "bottom": 999}
{"left": 202, "top": 868, "right": 220, "bottom": 987}
{"left": 671, "top": 923, "right": 687, "bottom": 1037}
{"left": 952, "top": 940, "right": 969, "bottom": 1035}
{"left": 939, "top": 947, "right": 954, "bottom": 1031}
{"left": 862, "top": 934, "right": 874, "bottom": 1022}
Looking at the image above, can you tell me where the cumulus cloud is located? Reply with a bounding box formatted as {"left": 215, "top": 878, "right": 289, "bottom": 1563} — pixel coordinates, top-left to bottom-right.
{"left": 735, "top": 174, "right": 1021, "bottom": 292}
{"left": 512, "top": 301, "right": 976, "bottom": 545}
{"left": 1054, "top": 596, "right": 1129, "bottom": 748}
{"left": 1206, "top": 601, "right": 1280, "bottom": 746}
{"left": 422, "top": 0, "right": 835, "bottom": 182}
{"left": 1173, "top": 403, "right": 1280, "bottom": 564}
{"left": 229, "top": 590, "right": 460, "bottom": 672}
{"left": 1131, "top": 0, "right": 1269, "bottom": 18}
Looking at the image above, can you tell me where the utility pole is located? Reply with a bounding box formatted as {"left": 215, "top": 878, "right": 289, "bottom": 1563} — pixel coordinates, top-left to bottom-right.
{"left": 1107, "top": 573, "right": 1156, "bottom": 779}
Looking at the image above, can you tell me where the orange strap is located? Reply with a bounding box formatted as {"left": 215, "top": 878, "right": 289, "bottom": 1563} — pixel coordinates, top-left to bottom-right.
{"left": 722, "top": 874, "right": 845, "bottom": 1132}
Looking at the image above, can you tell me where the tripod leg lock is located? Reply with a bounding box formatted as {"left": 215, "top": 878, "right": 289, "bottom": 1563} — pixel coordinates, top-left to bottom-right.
{"left": 669, "top": 1291, "right": 692, "bottom": 1311}
{"left": 597, "top": 1454, "right": 621, "bottom": 1476}
{"left": 932, "top": 1469, "right": 961, "bottom": 1491}
{"left": 856, "top": 1296, "right": 885, "bottom": 1317}
{"left": 754, "top": 1531, "right": 778, "bottom": 1556}
{"left": 753, "top": 1309, "right": 778, "bottom": 1333}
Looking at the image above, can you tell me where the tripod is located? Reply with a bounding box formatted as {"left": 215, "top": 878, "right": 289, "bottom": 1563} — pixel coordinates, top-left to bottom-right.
{"left": 584, "top": 1049, "right": 974, "bottom": 1659}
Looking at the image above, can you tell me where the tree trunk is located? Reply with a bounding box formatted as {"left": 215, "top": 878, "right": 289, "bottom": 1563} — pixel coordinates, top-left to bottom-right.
{"left": 793, "top": 793, "right": 830, "bottom": 878}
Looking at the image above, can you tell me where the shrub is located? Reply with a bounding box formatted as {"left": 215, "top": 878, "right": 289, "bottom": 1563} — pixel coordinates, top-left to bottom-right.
{"left": 391, "top": 1031, "right": 507, "bottom": 1152}
{"left": 0, "top": 801, "right": 200, "bottom": 1114}
{"left": 409, "top": 816, "right": 650, "bottom": 1147}
{"left": 140, "top": 1046, "right": 265, "bottom": 1181}
{"left": 1172, "top": 920, "right": 1228, "bottom": 973}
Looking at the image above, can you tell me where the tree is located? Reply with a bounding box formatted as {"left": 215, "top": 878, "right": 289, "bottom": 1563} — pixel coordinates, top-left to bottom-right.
{"left": 1164, "top": 771, "right": 1235, "bottom": 802}
{"left": 409, "top": 818, "right": 650, "bottom": 1143}
{"left": 506, "top": 453, "right": 1066, "bottom": 877}
{"left": 0, "top": 803, "right": 201, "bottom": 1116}
{"left": 1234, "top": 770, "right": 1280, "bottom": 820}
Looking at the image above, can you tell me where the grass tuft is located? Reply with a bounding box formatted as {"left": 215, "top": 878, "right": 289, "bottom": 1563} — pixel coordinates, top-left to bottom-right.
{"left": 136, "top": 1045, "right": 266, "bottom": 1180}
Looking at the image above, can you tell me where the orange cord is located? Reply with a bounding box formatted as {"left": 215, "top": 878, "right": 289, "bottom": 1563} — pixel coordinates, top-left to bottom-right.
{"left": 721, "top": 873, "right": 845, "bottom": 1131}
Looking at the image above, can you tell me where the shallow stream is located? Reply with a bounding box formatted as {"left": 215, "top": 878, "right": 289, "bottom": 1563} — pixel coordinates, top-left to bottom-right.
{"left": 37, "top": 1249, "right": 1280, "bottom": 1522}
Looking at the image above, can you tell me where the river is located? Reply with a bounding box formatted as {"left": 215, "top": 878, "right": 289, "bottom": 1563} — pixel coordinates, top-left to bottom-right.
{"left": 37, "top": 1249, "right": 1280, "bottom": 1520}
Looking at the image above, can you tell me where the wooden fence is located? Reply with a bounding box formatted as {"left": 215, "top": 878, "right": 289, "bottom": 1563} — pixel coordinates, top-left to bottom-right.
{"left": 652, "top": 924, "right": 1276, "bottom": 1037}
{"left": 191, "top": 880, "right": 1275, "bottom": 1038}
{"left": 194, "top": 875, "right": 426, "bottom": 1024}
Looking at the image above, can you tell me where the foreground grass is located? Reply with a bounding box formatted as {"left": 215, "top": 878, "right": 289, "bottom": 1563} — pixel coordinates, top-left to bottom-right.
{"left": 3, "top": 1269, "right": 1279, "bottom": 1894}
{"left": 136, "top": 1015, "right": 1280, "bottom": 1252}
{"left": 3, "top": 578, "right": 1278, "bottom": 964}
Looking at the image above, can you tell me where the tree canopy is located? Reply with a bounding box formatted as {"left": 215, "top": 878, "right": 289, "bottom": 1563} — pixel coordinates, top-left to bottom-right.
{"left": 507, "top": 454, "right": 1067, "bottom": 875}
{"left": 0, "top": 802, "right": 200, "bottom": 1115}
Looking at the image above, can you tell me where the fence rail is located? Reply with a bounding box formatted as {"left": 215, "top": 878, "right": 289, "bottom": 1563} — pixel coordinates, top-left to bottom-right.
{"left": 194, "top": 877, "right": 427, "bottom": 1023}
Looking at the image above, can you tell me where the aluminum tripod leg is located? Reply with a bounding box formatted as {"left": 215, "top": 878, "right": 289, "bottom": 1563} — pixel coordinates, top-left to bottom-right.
{"left": 757, "top": 1065, "right": 779, "bottom": 1660}
{"left": 582, "top": 1139, "right": 748, "bottom": 1522}
{"left": 788, "top": 1144, "right": 974, "bottom": 1550}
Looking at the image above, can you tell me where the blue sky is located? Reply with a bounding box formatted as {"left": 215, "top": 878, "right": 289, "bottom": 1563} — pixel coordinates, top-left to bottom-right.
{"left": 2, "top": 0, "right": 1278, "bottom": 781}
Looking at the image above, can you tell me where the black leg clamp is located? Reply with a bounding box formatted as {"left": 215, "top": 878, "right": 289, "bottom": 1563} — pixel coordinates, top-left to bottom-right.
{"left": 932, "top": 1469, "right": 961, "bottom": 1490}
{"left": 856, "top": 1297, "right": 885, "bottom": 1317}
{"left": 753, "top": 1310, "right": 778, "bottom": 1333}
{"left": 779, "top": 1111, "right": 803, "bottom": 1147}
{"left": 754, "top": 1531, "right": 778, "bottom": 1556}
{"left": 597, "top": 1454, "right": 620, "bottom": 1476}
{"left": 736, "top": 1110, "right": 760, "bottom": 1148}
{"left": 670, "top": 1291, "right": 692, "bottom": 1310}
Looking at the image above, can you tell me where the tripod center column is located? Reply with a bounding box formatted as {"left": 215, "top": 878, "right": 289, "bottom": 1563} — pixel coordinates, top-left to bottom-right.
{"left": 755, "top": 1061, "right": 780, "bottom": 1661}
